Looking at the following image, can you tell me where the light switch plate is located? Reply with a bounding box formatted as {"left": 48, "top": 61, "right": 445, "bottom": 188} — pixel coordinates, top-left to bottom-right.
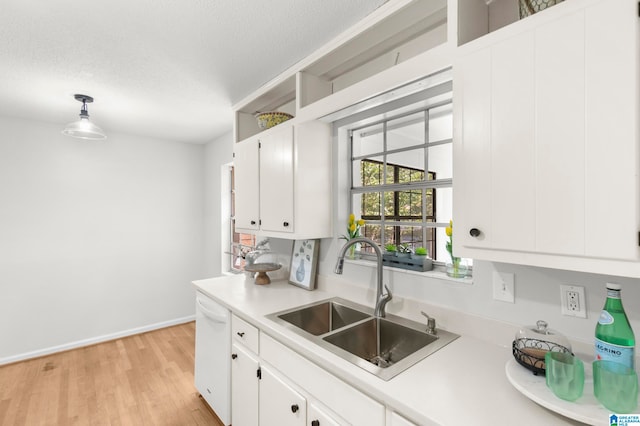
{"left": 493, "top": 271, "right": 515, "bottom": 303}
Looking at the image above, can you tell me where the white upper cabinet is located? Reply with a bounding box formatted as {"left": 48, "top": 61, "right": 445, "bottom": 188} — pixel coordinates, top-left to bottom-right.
{"left": 234, "top": 121, "right": 332, "bottom": 239}
{"left": 234, "top": 137, "right": 260, "bottom": 231}
{"left": 259, "top": 125, "right": 295, "bottom": 233}
{"left": 454, "top": 0, "right": 640, "bottom": 276}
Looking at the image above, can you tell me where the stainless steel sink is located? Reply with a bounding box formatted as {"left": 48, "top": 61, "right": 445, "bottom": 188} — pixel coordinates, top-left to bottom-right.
{"left": 277, "top": 300, "right": 369, "bottom": 336}
{"left": 266, "top": 297, "right": 459, "bottom": 381}
{"left": 323, "top": 317, "right": 438, "bottom": 367}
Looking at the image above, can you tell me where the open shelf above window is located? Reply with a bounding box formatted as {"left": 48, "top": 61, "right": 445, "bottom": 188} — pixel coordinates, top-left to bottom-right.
{"left": 298, "top": 0, "right": 447, "bottom": 109}
{"left": 233, "top": 0, "right": 449, "bottom": 143}
{"left": 457, "top": 0, "right": 569, "bottom": 46}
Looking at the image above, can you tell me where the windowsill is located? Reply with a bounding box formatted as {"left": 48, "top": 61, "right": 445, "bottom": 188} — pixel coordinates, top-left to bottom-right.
{"left": 343, "top": 257, "right": 473, "bottom": 284}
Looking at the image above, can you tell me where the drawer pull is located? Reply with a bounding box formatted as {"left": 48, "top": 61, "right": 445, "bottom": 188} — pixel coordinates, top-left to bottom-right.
{"left": 469, "top": 228, "right": 481, "bottom": 237}
{"left": 231, "top": 353, "right": 237, "bottom": 360}
{"left": 312, "top": 421, "right": 320, "bottom": 426}
{"left": 237, "top": 331, "right": 245, "bottom": 337}
{"left": 283, "top": 221, "right": 289, "bottom": 227}
{"left": 290, "top": 404, "right": 299, "bottom": 413}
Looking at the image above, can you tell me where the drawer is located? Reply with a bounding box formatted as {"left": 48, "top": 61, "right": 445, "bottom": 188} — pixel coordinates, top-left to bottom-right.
{"left": 231, "top": 314, "right": 259, "bottom": 353}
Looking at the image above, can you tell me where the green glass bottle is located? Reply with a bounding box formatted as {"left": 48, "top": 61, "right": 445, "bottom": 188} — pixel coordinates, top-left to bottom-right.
{"left": 595, "top": 283, "right": 635, "bottom": 370}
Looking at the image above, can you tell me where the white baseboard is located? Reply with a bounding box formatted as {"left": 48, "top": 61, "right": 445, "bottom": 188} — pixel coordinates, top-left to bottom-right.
{"left": 0, "top": 315, "right": 196, "bottom": 366}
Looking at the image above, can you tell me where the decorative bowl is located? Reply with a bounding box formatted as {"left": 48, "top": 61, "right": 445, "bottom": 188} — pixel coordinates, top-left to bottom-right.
{"left": 255, "top": 111, "right": 294, "bottom": 130}
{"left": 512, "top": 338, "right": 572, "bottom": 375}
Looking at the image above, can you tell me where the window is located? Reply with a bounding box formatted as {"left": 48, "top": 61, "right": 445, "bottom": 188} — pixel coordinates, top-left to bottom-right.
{"left": 229, "top": 166, "right": 255, "bottom": 272}
{"left": 350, "top": 102, "right": 453, "bottom": 264}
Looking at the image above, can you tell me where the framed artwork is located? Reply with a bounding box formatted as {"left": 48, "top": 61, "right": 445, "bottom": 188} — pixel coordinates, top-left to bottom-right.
{"left": 288, "top": 239, "right": 319, "bottom": 290}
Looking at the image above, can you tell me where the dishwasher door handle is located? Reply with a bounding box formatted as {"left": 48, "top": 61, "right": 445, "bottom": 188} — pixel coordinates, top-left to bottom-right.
{"left": 196, "top": 298, "right": 228, "bottom": 324}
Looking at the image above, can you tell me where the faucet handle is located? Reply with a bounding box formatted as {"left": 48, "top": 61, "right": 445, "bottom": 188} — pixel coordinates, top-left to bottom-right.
{"left": 421, "top": 311, "right": 437, "bottom": 335}
{"left": 384, "top": 284, "right": 393, "bottom": 299}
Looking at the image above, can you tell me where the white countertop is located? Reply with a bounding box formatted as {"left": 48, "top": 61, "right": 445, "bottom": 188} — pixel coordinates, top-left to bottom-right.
{"left": 193, "top": 274, "right": 588, "bottom": 426}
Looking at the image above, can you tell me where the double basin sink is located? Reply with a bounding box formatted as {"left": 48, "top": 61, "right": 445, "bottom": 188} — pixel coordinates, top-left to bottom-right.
{"left": 266, "top": 297, "right": 459, "bottom": 381}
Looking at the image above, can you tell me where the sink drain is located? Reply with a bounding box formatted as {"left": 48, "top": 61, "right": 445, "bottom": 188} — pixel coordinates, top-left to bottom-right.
{"left": 369, "top": 352, "right": 393, "bottom": 368}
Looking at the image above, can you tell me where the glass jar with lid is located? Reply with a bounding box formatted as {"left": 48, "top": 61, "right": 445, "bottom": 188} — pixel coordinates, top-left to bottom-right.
{"left": 512, "top": 320, "right": 572, "bottom": 375}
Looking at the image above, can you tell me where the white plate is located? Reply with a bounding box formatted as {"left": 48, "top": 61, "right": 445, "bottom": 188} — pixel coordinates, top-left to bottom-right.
{"left": 505, "top": 358, "right": 622, "bottom": 426}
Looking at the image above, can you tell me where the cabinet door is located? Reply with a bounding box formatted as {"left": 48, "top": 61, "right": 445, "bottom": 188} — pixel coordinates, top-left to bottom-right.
{"left": 259, "top": 126, "right": 294, "bottom": 233}
{"left": 534, "top": 10, "right": 585, "bottom": 256}
{"left": 584, "top": 0, "right": 639, "bottom": 261}
{"left": 234, "top": 137, "right": 260, "bottom": 231}
{"left": 453, "top": 48, "right": 492, "bottom": 251}
{"left": 231, "top": 343, "right": 259, "bottom": 426}
{"left": 390, "top": 412, "right": 418, "bottom": 426}
{"left": 455, "top": 0, "right": 640, "bottom": 270}
{"left": 490, "top": 31, "right": 536, "bottom": 252}
{"left": 308, "top": 401, "right": 341, "bottom": 426}
{"left": 259, "top": 365, "right": 306, "bottom": 426}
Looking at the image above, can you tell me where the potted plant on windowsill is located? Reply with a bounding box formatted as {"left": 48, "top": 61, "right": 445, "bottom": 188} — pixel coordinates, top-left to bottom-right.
{"left": 413, "top": 246, "right": 428, "bottom": 259}
{"left": 384, "top": 243, "right": 397, "bottom": 255}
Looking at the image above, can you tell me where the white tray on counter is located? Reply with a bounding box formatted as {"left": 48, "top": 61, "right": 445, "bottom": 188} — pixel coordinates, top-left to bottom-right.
{"left": 505, "top": 358, "right": 624, "bottom": 426}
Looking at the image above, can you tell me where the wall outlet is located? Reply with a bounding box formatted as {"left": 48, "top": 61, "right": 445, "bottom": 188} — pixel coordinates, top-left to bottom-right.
{"left": 560, "top": 285, "right": 587, "bottom": 318}
{"left": 492, "top": 271, "right": 515, "bottom": 303}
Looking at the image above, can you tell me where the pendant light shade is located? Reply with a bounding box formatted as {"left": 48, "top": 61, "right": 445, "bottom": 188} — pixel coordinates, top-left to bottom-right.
{"left": 62, "top": 94, "right": 107, "bottom": 140}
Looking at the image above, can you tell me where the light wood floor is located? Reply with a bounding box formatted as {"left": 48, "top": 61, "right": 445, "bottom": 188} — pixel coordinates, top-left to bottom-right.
{"left": 0, "top": 322, "right": 224, "bottom": 426}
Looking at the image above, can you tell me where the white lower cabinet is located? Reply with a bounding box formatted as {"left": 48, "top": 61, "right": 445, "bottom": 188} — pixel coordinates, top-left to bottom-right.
{"left": 260, "top": 333, "right": 385, "bottom": 426}
{"left": 308, "top": 401, "right": 342, "bottom": 426}
{"left": 229, "top": 316, "right": 416, "bottom": 426}
{"left": 389, "top": 412, "right": 418, "bottom": 426}
{"left": 259, "top": 365, "right": 307, "bottom": 426}
{"left": 231, "top": 342, "right": 259, "bottom": 426}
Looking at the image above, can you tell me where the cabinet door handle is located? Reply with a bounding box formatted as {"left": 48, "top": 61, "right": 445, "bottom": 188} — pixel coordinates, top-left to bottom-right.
{"left": 250, "top": 220, "right": 256, "bottom": 225}
{"left": 469, "top": 228, "right": 481, "bottom": 237}
{"left": 290, "top": 404, "right": 299, "bottom": 413}
{"left": 311, "top": 421, "right": 320, "bottom": 426}
{"left": 231, "top": 353, "right": 237, "bottom": 360}
{"left": 283, "top": 221, "right": 289, "bottom": 227}
{"left": 236, "top": 331, "right": 245, "bottom": 337}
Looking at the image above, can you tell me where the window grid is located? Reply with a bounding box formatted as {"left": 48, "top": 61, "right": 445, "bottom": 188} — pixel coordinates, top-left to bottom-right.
{"left": 350, "top": 103, "right": 452, "bottom": 262}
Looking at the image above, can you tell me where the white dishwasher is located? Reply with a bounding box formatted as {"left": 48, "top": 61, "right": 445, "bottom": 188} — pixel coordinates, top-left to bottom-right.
{"left": 194, "top": 291, "right": 230, "bottom": 425}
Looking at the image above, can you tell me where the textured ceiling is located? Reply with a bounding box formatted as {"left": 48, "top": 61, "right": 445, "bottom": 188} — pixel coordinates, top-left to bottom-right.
{"left": 0, "top": 0, "right": 387, "bottom": 143}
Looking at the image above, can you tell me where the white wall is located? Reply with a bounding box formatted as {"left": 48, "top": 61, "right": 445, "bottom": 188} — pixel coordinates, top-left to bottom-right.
{"left": 0, "top": 116, "right": 205, "bottom": 363}
{"left": 203, "top": 131, "right": 233, "bottom": 278}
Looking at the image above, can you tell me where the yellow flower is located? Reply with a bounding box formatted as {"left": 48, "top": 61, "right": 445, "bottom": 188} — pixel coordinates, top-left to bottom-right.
{"left": 349, "top": 223, "right": 357, "bottom": 232}
{"left": 349, "top": 213, "right": 355, "bottom": 225}
{"left": 357, "top": 219, "right": 365, "bottom": 226}
{"left": 445, "top": 226, "right": 452, "bottom": 237}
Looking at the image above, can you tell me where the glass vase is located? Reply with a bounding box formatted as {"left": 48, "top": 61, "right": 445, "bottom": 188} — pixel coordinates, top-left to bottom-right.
{"left": 346, "top": 243, "right": 360, "bottom": 260}
{"left": 446, "top": 257, "right": 468, "bottom": 278}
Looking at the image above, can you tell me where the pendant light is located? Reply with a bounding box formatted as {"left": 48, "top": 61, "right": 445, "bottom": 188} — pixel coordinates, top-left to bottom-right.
{"left": 62, "top": 94, "right": 107, "bottom": 140}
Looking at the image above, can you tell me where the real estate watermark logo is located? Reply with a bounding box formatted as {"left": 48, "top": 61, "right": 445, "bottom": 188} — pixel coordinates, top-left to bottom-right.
{"left": 611, "top": 414, "right": 640, "bottom": 426}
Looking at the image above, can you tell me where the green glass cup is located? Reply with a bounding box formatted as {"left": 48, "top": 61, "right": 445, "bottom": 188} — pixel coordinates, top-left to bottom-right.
{"left": 545, "top": 352, "right": 585, "bottom": 401}
{"left": 593, "top": 360, "right": 638, "bottom": 413}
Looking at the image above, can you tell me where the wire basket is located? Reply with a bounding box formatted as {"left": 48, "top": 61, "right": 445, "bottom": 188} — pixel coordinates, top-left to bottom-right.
{"left": 519, "top": 0, "right": 564, "bottom": 18}
{"left": 255, "top": 111, "right": 294, "bottom": 130}
{"left": 512, "top": 338, "right": 572, "bottom": 375}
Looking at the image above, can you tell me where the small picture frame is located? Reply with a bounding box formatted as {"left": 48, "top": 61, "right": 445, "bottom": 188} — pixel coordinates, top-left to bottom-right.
{"left": 288, "top": 239, "right": 319, "bottom": 290}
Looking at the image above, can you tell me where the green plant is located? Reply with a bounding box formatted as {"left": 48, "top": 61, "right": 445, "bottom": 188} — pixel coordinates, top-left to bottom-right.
{"left": 415, "top": 247, "right": 427, "bottom": 256}
{"left": 384, "top": 243, "right": 397, "bottom": 252}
